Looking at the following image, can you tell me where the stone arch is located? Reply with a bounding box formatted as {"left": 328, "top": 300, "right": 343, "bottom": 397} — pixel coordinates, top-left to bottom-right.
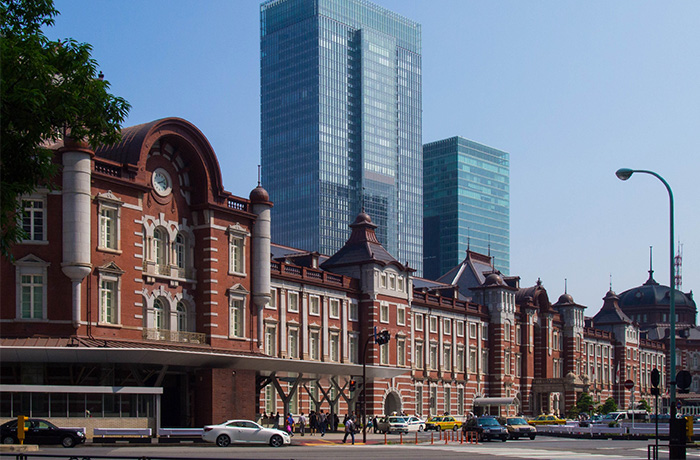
{"left": 383, "top": 389, "right": 402, "bottom": 416}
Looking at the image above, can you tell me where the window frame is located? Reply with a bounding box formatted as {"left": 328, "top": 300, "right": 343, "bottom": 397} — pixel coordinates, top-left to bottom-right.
{"left": 14, "top": 255, "right": 49, "bottom": 321}
{"left": 96, "top": 191, "right": 122, "bottom": 252}
{"left": 96, "top": 262, "right": 125, "bottom": 326}
{"left": 397, "top": 306, "right": 406, "bottom": 326}
{"left": 20, "top": 196, "right": 47, "bottom": 243}
{"left": 309, "top": 295, "right": 321, "bottom": 316}
{"left": 287, "top": 291, "right": 299, "bottom": 313}
{"left": 380, "top": 303, "right": 389, "bottom": 324}
{"left": 229, "top": 297, "right": 246, "bottom": 338}
{"left": 329, "top": 298, "right": 340, "bottom": 319}
{"left": 415, "top": 313, "right": 424, "bottom": 331}
{"left": 227, "top": 224, "right": 249, "bottom": 276}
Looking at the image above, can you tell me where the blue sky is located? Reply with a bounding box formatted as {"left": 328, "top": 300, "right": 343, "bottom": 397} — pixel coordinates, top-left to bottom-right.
{"left": 47, "top": 0, "right": 700, "bottom": 316}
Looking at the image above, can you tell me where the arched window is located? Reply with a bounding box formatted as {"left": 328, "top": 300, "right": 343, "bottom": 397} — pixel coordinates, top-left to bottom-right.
{"left": 153, "top": 228, "right": 167, "bottom": 268}
{"left": 175, "top": 234, "right": 186, "bottom": 269}
{"left": 154, "top": 298, "right": 167, "bottom": 330}
{"left": 176, "top": 301, "right": 187, "bottom": 332}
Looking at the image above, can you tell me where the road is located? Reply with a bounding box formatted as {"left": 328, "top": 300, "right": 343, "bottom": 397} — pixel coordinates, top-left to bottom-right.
{"left": 7, "top": 437, "right": 700, "bottom": 460}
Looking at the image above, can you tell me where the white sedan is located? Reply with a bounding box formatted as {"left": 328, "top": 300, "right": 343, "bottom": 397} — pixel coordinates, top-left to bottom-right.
{"left": 202, "top": 420, "right": 291, "bottom": 447}
{"left": 405, "top": 416, "right": 426, "bottom": 432}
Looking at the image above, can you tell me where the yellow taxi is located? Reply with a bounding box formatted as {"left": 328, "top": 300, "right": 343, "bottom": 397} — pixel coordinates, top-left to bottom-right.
{"left": 425, "top": 415, "right": 463, "bottom": 431}
{"left": 527, "top": 414, "right": 566, "bottom": 426}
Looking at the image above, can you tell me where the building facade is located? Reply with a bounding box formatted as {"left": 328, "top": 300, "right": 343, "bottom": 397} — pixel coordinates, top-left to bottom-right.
{"left": 0, "top": 118, "right": 679, "bottom": 438}
{"left": 260, "top": 0, "right": 423, "bottom": 274}
{"left": 423, "top": 136, "right": 510, "bottom": 279}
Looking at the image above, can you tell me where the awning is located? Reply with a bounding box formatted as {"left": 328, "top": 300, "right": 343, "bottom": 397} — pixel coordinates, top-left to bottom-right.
{"left": 473, "top": 397, "right": 519, "bottom": 407}
{"left": 0, "top": 344, "right": 408, "bottom": 380}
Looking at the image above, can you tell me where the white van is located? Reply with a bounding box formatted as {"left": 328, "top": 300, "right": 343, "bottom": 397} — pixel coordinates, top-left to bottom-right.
{"left": 596, "top": 410, "right": 649, "bottom": 424}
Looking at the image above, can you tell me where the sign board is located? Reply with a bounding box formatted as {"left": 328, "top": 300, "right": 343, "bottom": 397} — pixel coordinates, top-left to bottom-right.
{"left": 624, "top": 379, "right": 634, "bottom": 390}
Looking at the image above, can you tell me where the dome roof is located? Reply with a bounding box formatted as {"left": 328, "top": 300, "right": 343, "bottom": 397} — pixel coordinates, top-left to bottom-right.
{"left": 484, "top": 273, "right": 504, "bottom": 286}
{"left": 249, "top": 184, "right": 270, "bottom": 204}
{"left": 618, "top": 272, "right": 694, "bottom": 309}
{"left": 556, "top": 293, "right": 575, "bottom": 305}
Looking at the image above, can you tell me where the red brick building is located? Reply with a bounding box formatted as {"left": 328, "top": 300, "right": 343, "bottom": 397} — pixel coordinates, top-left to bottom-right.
{"left": 0, "top": 118, "right": 673, "bottom": 436}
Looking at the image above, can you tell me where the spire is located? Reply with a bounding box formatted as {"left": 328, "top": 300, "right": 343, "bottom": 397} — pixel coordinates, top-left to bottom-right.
{"left": 644, "top": 245, "right": 659, "bottom": 286}
{"left": 565, "top": 278, "right": 568, "bottom": 294}
{"left": 467, "top": 227, "right": 470, "bottom": 252}
{"left": 257, "top": 164, "right": 261, "bottom": 186}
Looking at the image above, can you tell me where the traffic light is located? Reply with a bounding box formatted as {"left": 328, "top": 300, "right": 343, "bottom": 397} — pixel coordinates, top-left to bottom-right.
{"left": 349, "top": 379, "right": 357, "bottom": 392}
{"left": 375, "top": 330, "right": 391, "bottom": 345}
{"left": 17, "top": 415, "right": 28, "bottom": 444}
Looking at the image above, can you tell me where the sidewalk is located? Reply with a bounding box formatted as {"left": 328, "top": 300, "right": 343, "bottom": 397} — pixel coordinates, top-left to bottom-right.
{"left": 292, "top": 430, "right": 447, "bottom": 446}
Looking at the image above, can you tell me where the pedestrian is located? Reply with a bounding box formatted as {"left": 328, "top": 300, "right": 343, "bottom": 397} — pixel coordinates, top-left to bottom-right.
{"left": 298, "top": 411, "right": 307, "bottom": 436}
{"left": 342, "top": 415, "right": 355, "bottom": 444}
{"left": 286, "top": 413, "right": 295, "bottom": 436}
{"left": 273, "top": 411, "right": 280, "bottom": 430}
{"left": 333, "top": 412, "right": 339, "bottom": 432}
{"left": 319, "top": 410, "right": 327, "bottom": 436}
{"left": 372, "top": 415, "right": 378, "bottom": 433}
{"left": 309, "top": 410, "right": 317, "bottom": 435}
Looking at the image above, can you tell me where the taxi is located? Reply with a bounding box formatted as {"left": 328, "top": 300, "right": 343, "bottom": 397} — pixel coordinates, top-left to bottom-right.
{"left": 425, "top": 415, "right": 463, "bottom": 431}
{"left": 527, "top": 414, "right": 566, "bottom": 426}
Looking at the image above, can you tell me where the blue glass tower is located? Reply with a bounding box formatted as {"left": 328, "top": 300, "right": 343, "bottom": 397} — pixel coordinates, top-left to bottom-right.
{"left": 261, "top": 0, "right": 423, "bottom": 273}
{"left": 423, "top": 137, "right": 510, "bottom": 279}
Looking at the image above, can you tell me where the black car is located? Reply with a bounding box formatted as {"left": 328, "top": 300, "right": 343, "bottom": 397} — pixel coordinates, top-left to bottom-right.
{"left": 476, "top": 416, "right": 508, "bottom": 442}
{"left": 1, "top": 418, "right": 86, "bottom": 447}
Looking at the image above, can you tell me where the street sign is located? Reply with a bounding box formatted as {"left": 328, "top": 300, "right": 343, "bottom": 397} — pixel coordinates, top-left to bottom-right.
{"left": 651, "top": 368, "right": 660, "bottom": 388}
{"left": 624, "top": 379, "right": 634, "bottom": 390}
{"left": 677, "top": 401, "right": 683, "bottom": 410}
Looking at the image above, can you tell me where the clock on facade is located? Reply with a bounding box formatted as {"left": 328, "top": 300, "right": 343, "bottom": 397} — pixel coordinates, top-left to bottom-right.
{"left": 151, "top": 168, "right": 172, "bottom": 197}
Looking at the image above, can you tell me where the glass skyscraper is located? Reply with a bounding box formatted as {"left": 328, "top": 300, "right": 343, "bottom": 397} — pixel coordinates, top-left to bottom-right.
{"left": 260, "top": 0, "right": 423, "bottom": 273}
{"left": 423, "top": 137, "right": 510, "bottom": 279}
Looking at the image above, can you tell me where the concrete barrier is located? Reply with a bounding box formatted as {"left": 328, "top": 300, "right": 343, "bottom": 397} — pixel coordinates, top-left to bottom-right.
{"left": 93, "top": 428, "right": 152, "bottom": 437}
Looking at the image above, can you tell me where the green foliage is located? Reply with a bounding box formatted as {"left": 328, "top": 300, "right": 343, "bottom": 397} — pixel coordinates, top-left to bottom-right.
{"left": 576, "top": 392, "right": 595, "bottom": 413}
{"left": 597, "top": 397, "right": 618, "bottom": 415}
{"left": 637, "top": 400, "right": 651, "bottom": 413}
{"left": 0, "top": 0, "right": 130, "bottom": 257}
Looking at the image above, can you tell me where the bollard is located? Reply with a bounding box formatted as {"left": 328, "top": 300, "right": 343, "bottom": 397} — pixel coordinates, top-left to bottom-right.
{"left": 384, "top": 432, "right": 387, "bottom": 445}
{"left": 431, "top": 432, "right": 434, "bottom": 444}
{"left": 415, "top": 432, "right": 418, "bottom": 444}
{"left": 445, "top": 430, "right": 448, "bottom": 444}
{"left": 460, "top": 430, "right": 463, "bottom": 444}
{"left": 400, "top": 432, "right": 403, "bottom": 444}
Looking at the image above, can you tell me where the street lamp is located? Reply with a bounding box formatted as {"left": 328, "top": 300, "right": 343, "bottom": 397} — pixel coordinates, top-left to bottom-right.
{"left": 362, "top": 328, "right": 390, "bottom": 443}
{"left": 616, "top": 168, "right": 680, "bottom": 458}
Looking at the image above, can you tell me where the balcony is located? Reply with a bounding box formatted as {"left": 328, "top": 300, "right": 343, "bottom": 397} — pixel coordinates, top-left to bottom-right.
{"left": 142, "top": 328, "right": 206, "bottom": 344}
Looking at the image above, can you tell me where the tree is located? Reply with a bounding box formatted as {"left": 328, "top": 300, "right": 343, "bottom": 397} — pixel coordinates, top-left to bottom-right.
{"left": 596, "top": 397, "right": 618, "bottom": 415}
{"left": 0, "top": 0, "right": 130, "bottom": 257}
{"left": 637, "top": 399, "right": 651, "bottom": 413}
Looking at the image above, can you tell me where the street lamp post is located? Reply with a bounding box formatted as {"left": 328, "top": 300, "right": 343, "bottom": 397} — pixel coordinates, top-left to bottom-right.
{"left": 616, "top": 168, "right": 681, "bottom": 459}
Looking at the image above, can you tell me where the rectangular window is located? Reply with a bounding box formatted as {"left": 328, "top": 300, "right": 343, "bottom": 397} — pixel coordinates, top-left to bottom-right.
{"left": 397, "top": 338, "right": 406, "bottom": 366}
{"left": 482, "top": 323, "right": 488, "bottom": 340}
{"left": 20, "top": 274, "right": 44, "bottom": 319}
{"left": 330, "top": 333, "right": 340, "bottom": 362}
{"left": 288, "top": 328, "right": 299, "bottom": 358}
{"left": 229, "top": 236, "right": 244, "bottom": 274}
{"left": 380, "top": 273, "right": 387, "bottom": 288}
{"left": 481, "top": 349, "right": 489, "bottom": 374}
{"left": 443, "top": 345, "right": 452, "bottom": 371}
{"left": 469, "top": 348, "right": 477, "bottom": 373}
{"left": 505, "top": 352, "right": 511, "bottom": 375}
{"left": 444, "top": 387, "right": 451, "bottom": 414}
{"left": 389, "top": 275, "right": 396, "bottom": 290}
{"left": 430, "top": 387, "right": 437, "bottom": 416}
{"left": 309, "top": 296, "right": 320, "bottom": 315}
{"left": 288, "top": 291, "right": 299, "bottom": 313}
{"left": 456, "top": 346, "right": 465, "bottom": 373}
{"left": 380, "top": 303, "right": 389, "bottom": 323}
{"left": 230, "top": 299, "right": 244, "bottom": 338}
{"left": 429, "top": 316, "right": 438, "bottom": 333}
{"left": 415, "top": 342, "right": 424, "bottom": 369}
{"left": 265, "top": 385, "right": 275, "bottom": 414}
{"left": 398, "top": 277, "right": 404, "bottom": 292}
{"left": 329, "top": 299, "right": 340, "bottom": 319}
{"left": 516, "top": 354, "right": 522, "bottom": 377}
{"left": 265, "top": 325, "right": 276, "bottom": 356}
{"left": 349, "top": 302, "right": 358, "bottom": 321}
{"left": 469, "top": 323, "right": 477, "bottom": 339}
{"left": 99, "top": 207, "right": 118, "bottom": 250}
{"left": 504, "top": 322, "right": 511, "bottom": 342}
{"left": 310, "top": 331, "right": 320, "bottom": 360}
{"left": 267, "top": 288, "right": 277, "bottom": 310}
{"left": 22, "top": 199, "right": 44, "bottom": 241}
{"left": 457, "top": 388, "right": 464, "bottom": 415}
{"left": 100, "top": 279, "right": 117, "bottom": 324}
{"left": 416, "top": 386, "right": 423, "bottom": 416}
{"left": 415, "top": 313, "right": 424, "bottom": 331}
{"left": 429, "top": 343, "right": 438, "bottom": 370}
{"left": 515, "top": 325, "right": 521, "bottom": 345}
{"left": 444, "top": 318, "right": 452, "bottom": 334}
{"left": 349, "top": 334, "right": 359, "bottom": 364}
{"left": 380, "top": 342, "right": 389, "bottom": 365}
{"left": 456, "top": 321, "right": 464, "bottom": 337}
{"left": 397, "top": 306, "right": 406, "bottom": 326}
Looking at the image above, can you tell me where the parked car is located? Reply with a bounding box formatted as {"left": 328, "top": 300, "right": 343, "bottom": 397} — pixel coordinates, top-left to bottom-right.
{"left": 505, "top": 417, "right": 537, "bottom": 440}
{"left": 425, "top": 415, "right": 462, "bottom": 431}
{"left": 202, "top": 419, "right": 291, "bottom": 447}
{"left": 0, "top": 418, "right": 86, "bottom": 447}
{"left": 404, "top": 416, "right": 426, "bottom": 432}
{"left": 376, "top": 416, "right": 409, "bottom": 434}
{"left": 594, "top": 411, "right": 649, "bottom": 425}
{"left": 476, "top": 416, "right": 508, "bottom": 442}
{"left": 528, "top": 414, "right": 566, "bottom": 426}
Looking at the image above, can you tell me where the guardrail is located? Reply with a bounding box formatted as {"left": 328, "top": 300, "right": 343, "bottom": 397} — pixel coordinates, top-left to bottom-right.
{"left": 93, "top": 428, "right": 152, "bottom": 437}
{"left": 157, "top": 428, "right": 204, "bottom": 437}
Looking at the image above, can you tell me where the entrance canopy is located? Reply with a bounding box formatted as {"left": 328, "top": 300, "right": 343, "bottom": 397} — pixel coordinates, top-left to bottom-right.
{"left": 0, "top": 339, "right": 407, "bottom": 380}
{"left": 473, "top": 397, "right": 519, "bottom": 407}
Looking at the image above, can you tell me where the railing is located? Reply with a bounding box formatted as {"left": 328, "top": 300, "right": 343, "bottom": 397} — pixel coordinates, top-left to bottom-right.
{"left": 227, "top": 197, "right": 248, "bottom": 212}
{"left": 94, "top": 161, "right": 122, "bottom": 177}
{"left": 142, "top": 328, "right": 206, "bottom": 344}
